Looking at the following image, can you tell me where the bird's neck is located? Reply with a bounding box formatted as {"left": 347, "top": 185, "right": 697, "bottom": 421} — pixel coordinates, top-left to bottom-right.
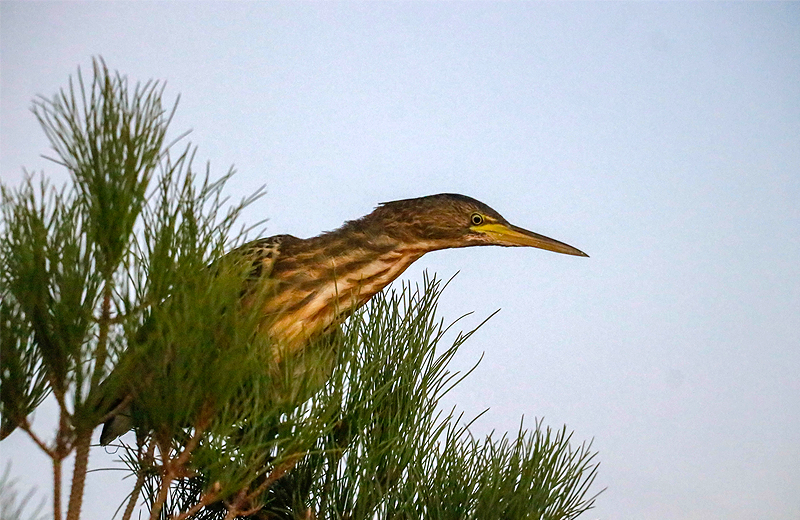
{"left": 265, "top": 235, "right": 430, "bottom": 353}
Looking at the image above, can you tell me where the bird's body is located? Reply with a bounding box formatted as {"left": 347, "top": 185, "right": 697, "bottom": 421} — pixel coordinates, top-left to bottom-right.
{"left": 241, "top": 233, "right": 424, "bottom": 356}
{"left": 99, "top": 193, "right": 587, "bottom": 444}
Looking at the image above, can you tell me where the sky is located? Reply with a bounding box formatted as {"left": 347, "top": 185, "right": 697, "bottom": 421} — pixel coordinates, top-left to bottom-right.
{"left": 1, "top": 2, "right": 799, "bottom": 519}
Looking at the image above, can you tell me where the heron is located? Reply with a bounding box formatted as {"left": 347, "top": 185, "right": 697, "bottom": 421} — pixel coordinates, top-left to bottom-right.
{"left": 100, "top": 193, "right": 587, "bottom": 444}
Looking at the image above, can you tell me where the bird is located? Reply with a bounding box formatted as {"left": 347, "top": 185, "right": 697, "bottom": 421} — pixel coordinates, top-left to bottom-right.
{"left": 99, "top": 193, "right": 587, "bottom": 444}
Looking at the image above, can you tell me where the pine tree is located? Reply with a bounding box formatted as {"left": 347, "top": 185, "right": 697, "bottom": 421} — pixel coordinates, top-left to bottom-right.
{"left": 0, "top": 59, "right": 600, "bottom": 520}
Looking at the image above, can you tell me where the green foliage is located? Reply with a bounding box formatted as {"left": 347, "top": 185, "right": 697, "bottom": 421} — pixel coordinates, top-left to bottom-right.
{"left": 0, "top": 57, "right": 267, "bottom": 520}
{"left": 0, "top": 59, "right": 601, "bottom": 520}
{"left": 132, "top": 277, "right": 600, "bottom": 520}
{"left": 311, "top": 277, "right": 474, "bottom": 519}
{"left": 405, "top": 420, "right": 599, "bottom": 520}
{"left": 0, "top": 262, "right": 47, "bottom": 438}
{"left": 33, "top": 58, "right": 170, "bottom": 279}
{"left": 0, "top": 175, "right": 97, "bottom": 431}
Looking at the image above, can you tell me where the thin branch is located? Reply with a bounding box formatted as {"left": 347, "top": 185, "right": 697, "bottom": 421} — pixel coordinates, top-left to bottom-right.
{"left": 170, "top": 482, "right": 221, "bottom": 520}
{"left": 65, "top": 430, "right": 91, "bottom": 520}
{"left": 222, "top": 490, "right": 247, "bottom": 520}
{"left": 53, "top": 398, "right": 73, "bottom": 520}
{"left": 53, "top": 457, "right": 62, "bottom": 520}
{"left": 228, "top": 453, "right": 304, "bottom": 518}
{"left": 173, "top": 407, "right": 211, "bottom": 468}
{"left": 148, "top": 439, "right": 175, "bottom": 520}
{"left": 19, "top": 419, "right": 55, "bottom": 457}
{"left": 150, "top": 409, "right": 210, "bottom": 520}
{"left": 121, "top": 438, "right": 156, "bottom": 520}
{"left": 50, "top": 382, "right": 72, "bottom": 427}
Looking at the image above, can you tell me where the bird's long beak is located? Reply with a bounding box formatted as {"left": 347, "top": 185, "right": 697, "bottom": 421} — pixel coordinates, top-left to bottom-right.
{"left": 475, "top": 223, "right": 589, "bottom": 257}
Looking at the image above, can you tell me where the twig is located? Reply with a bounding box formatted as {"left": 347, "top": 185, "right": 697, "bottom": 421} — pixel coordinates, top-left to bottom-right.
{"left": 53, "top": 457, "right": 62, "bottom": 520}
{"left": 174, "top": 408, "right": 211, "bottom": 468}
{"left": 53, "top": 399, "right": 74, "bottom": 520}
{"left": 50, "top": 383, "right": 72, "bottom": 428}
{"left": 148, "top": 438, "right": 175, "bottom": 520}
{"left": 149, "top": 410, "right": 211, "bottom": 520}
{"left": 65, "top": 287, "right": 113, "bottom": 520}
{"left": 257, "top": 453, "right": 304, "bottom": 497}
{"left": 19, "top": 419, "right": 55, "bottom": 457}
{"left": 227, "top": 453, "right": 304, "bottom": 518}
{"left": 121, "top": 438, "right": 156, "bottom": 520}
{"left": 170, "top": 482, "right": 222, "bottom": 520}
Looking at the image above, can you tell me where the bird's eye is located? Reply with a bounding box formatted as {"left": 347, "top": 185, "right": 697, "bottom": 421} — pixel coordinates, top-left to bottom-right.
{"left": 470, "top": 213, "right": 484, "bottom": 226}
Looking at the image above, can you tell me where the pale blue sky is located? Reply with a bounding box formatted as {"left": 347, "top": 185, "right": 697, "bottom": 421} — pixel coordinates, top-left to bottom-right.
{"left": 1, "top": 2, "right": 799, "bottom": 519}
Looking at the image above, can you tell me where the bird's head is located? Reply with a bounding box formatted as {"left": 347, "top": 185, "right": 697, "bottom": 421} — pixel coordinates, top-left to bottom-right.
{"left": 368, "top": 193, "right": 588, "bottom": 257}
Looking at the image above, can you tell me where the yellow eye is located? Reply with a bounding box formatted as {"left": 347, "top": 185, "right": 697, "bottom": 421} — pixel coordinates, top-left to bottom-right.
{"left": 470, "top": 213, "right": 484, "bottom": 226}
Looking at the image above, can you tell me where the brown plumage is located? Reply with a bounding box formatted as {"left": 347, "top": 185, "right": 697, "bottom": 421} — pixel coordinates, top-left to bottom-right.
{"left": 233, "top": 194, "right": 586, "bottom": 356}
{"left": 99, "top": 193, "right": 586, "bottom": 444}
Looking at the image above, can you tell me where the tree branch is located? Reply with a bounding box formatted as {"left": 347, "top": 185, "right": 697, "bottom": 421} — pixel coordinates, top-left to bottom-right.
{"left": 53, "top": 456, "right": 62, "bottom": 520}
{"left": 65, "top": 430, "right": 92, "bottom": 520}
{"left": 225, "top": 453, "right": 304, "bottom": 519}
{"left": 170, "top": 482, "right": 221, "bottom": 520}
{"left": 121, "top": 438, "right": 156, "bottom": 520}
